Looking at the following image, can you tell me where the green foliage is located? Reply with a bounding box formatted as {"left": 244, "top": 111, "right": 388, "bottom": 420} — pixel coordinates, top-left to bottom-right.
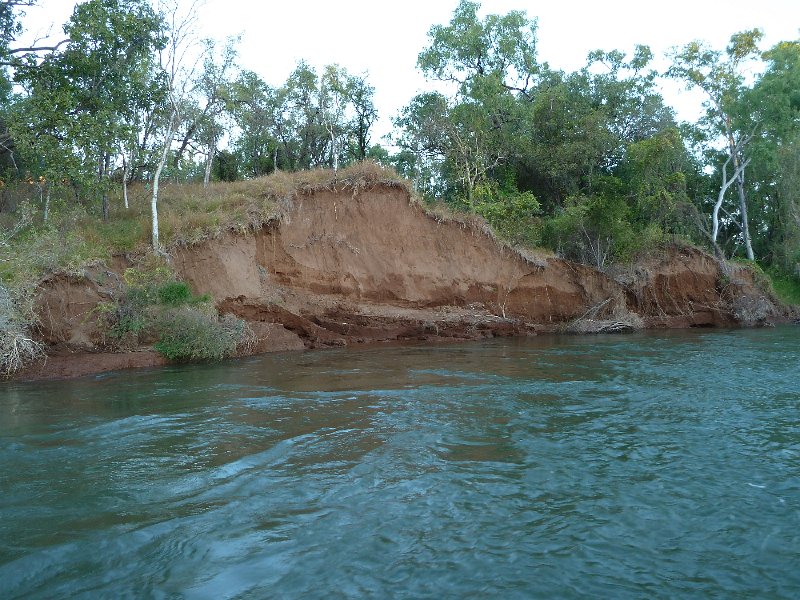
{"left": 228, "top": 62, "right": 378, "bottom": 175}
{"left": 213, "top": 150, "right": 239, "bottom": 182}
{"left": 473, "top": 176, "right": 540, "bottom": 245}
{"left": 417, "top": 0, "right": 539, "bottom": 95}
{"left": 103, "top": 262, "right": 249, "bottom": 361}
{"left": 157, "top": 281, "right": 191, "bottom": 305}
{"left": 768, "top": 271, "right": 800, "bottom": 306}
{"left": 9, "top": 0, "right": 166, "bottom": 211}
{"left": 542, "top": 188, "right": 662, "bottom": 268}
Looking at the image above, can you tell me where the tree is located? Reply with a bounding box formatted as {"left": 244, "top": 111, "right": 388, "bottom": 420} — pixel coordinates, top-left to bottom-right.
{"left": 319, "top": 64, "right": 348, "bottom": 173}
{"left": 741, "top": 40, "right": 800, "bottom": 269}
{"left": 417, "top": 0, "right": 540, "bottom": 98}
{"left": 226, "top": 62, "right": 378, "bottom": 178}
{"left": 149, "top": 0, "right": 202, "bottom": 251}
{"left": 171, "top": 36, "right": 238, "bottom": 187}
{"left": 10, "top": 0, "right": 166, "bottom": 220}
{"left": 229, "top": 70, "right": 279, "bottom": 176}
{"left": 668, "top": 29, "right": 764, "bottom": 259}
{"left": 344, "top": 72, "right": 377, "bottom": 161}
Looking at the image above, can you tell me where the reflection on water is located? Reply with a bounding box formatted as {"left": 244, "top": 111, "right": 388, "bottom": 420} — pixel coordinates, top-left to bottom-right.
{"left": 1, "top": 327, "right": 799, "bottom": 598}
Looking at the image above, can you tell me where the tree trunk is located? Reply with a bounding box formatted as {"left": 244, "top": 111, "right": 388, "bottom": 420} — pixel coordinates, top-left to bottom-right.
{"left": 712, "top": 152, "right": 750, "bottom": 254}
{"left": 727, "top": 127, "right": 755, "bottom": 260}
{"left": 203, "top": 138, "right": 215, "bottom": 188}
{"left": 43, "top": 184, "right": 50, "bottom": 223}
{"left": 122, "top": 152, "right": 130, "bottom": 210}
{"left": 100, "top": 153, "right": 110, "bottom": 222}
{"left": 736, "top": 172, "right": 755, "bottom": 260}
{"left": 152, "top": 110, "right": 178, "bottom": 251}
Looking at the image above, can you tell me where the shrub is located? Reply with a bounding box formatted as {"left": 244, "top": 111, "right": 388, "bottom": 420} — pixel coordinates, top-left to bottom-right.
{"left": 153, "top": 306, "right": 252, "bottom": 362}
{"left": 541, "top": 192, "right": 670, "bottom": 269}
{"left": 157, "top": 281, "right": 191, "bottom": 305}
{"left": 0, "top": 327, "right": 45, "bottom": 377}
{"left": 100, "top": 261, "right": 252, "bottom": 362}
{"left": 470, "top": 176, "right": 541, "bottom": 246}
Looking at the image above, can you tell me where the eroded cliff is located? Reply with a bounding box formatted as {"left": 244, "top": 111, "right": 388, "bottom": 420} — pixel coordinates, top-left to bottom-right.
{"left": 23, "top": 183, "right": 788, "bottom": 380}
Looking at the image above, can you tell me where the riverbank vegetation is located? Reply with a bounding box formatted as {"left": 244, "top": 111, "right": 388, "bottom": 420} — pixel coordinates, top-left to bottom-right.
{"left": 1, "top": 0, "right": 799, "bottom": 375}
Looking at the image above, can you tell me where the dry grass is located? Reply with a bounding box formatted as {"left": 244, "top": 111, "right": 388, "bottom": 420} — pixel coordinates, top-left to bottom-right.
{"left": 111, "top": 161, "right": 411, "bottom": 250}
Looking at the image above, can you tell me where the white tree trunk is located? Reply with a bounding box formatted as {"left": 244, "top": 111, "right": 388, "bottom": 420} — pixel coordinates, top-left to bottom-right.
{"left": 332, "top": 131, "right": 339, "bottom": 173}
{"left": 122, "top": 154, "right": 130, "bottom": 210}
{"left": 736, "top": 172, "right": 755, "bottom": 260}
{"left": 712, "top": 154, "right": 750, "bottom": 252}
{"left": 203, "top": 138, "right": 215, "bottom": 187}
{"left": 43, "top": 185, "right": 50, "bottom": 223}
{"left": 152, "top": 110, "right": 178, "bottom": 251}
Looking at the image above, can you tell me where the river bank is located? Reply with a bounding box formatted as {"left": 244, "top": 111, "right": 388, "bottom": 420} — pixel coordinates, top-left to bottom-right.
{"left": 15, "top": 182, "right": 794, "bottom": 382}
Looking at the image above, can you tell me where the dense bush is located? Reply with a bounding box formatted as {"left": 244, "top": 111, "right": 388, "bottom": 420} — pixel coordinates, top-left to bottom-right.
{"left": 767, "top": 270, "right": 800, "bottom": 306}
{"left": 542, "top": 193, "right": 640, "bottom": 269}
{"left": 157, "top": 281, "right": 191, "bottom": 305}
{"left": 103, "top": 262, "right": 252, "bottom": 361}
{"left": 153, "top": 306, "right": 243, "bottom": 361}
{"left": 473, "top": 179, "right": 541, "bottom": 246}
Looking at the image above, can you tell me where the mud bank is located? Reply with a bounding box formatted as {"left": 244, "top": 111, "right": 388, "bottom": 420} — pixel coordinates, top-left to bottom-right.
{"left": 18, "top": 184, "right": 790, "bottom": 380}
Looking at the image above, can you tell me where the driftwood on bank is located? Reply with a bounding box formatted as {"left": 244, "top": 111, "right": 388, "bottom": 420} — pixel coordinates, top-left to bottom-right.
{"left": 563, "top": 298, "right": 644, "bottom": 334}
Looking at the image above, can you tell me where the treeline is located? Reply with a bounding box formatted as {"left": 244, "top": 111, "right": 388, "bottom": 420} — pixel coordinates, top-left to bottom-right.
{"left": 393, "top": 2, "right": 800, "bottom": 274}
{"left": 1, "top": 0, "right": 799, "bottom": 277}
{"left": 0, "top": 0, "right": 380, "bottom": 241}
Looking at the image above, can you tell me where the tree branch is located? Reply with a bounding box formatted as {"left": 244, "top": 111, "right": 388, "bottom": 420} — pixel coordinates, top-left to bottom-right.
{"left": 8, "top": 38, "right": 69, "bottom": 55}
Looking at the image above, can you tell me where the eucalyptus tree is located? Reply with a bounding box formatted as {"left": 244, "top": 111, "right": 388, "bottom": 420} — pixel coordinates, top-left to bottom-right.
{"left": 417, "top": 0, "right": 540, "bottom": 98}
{"left": 149, "top": 0, "right": 203, "bottom": 251}
{"left": 10, "top": 0, "right": 166, "bottom": 220}
{"left": 585, "top": 46, "right": 676, "bottom": 165}
{"left": 170, "top": 36, "right": 238, "bottom": 186}
{"left": 343, "top": 72, "right": 377, "bottom": 161}
{"left": 319, "top": 64, "right": 348, "bottom": 172}
{"left": 229, "top": 70, "right": 281, "bottom": 176}
{"left": 407, "top": 1, "right": 540, "bottom": 203}
{"left": 279, "top": 61, "right": 326, "bottom": 170}
{"left": 740, "top": 40, "right": 800, "bottom": 268}
{"left": 395, "top": 90, "right": 505, "bottom": 204}
{"left": 668, "top": 30, "right": 764, "bottom": 259}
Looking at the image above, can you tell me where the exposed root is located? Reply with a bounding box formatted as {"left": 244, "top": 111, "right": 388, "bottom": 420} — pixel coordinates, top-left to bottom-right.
{"left": 731, "top": 293, "right": 776, "bottom": 327}
{"left": 564, "top": 297, "right": 644, "bottom": 334}
{"left": 564, "top": 318, "right": 641, "bottom": 334}
{"left": 1, "top": 329, "right": 46, "bottom": 377}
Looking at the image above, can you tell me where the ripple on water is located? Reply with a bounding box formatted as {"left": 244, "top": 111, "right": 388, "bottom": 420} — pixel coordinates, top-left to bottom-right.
{"left": 1, "top": 327, "right": 800, "bottom": 598}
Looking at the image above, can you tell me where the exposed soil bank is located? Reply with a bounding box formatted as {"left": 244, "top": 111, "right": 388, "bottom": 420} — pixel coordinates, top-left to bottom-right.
{"left": 17, "top": 184, "right": 791, "bottom": 381}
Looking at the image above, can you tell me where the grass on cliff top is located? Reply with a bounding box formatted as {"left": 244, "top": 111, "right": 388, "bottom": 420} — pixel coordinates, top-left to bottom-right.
{"left": 152, "top": 161, "right": 409, "bottom": 248}
{"left": 0, "top": 162, "right": 409, "bottom": 291}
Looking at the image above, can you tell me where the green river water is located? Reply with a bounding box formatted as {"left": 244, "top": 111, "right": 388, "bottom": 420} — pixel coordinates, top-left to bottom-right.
{"left": 1, "top": 327, "right": 799, "bottom": 598}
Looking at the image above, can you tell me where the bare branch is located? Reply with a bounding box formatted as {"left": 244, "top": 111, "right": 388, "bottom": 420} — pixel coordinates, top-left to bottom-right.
{"left": 7, "top": 38, "right": 69, "bottom": 55}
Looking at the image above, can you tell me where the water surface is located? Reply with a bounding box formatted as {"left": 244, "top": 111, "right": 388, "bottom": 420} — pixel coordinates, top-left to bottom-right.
{"left": 2, "top": 328, "right": 799, "bottom": 598}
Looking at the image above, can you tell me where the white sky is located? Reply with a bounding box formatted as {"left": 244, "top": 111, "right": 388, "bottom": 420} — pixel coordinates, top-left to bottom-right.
{"left": 18, "top": 0, "right": 800, "bottom": 144}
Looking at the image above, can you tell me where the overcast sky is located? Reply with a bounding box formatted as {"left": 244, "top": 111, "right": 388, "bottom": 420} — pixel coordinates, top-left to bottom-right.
{"left": 19, "top": 0, "right": 800, "bottom": 143}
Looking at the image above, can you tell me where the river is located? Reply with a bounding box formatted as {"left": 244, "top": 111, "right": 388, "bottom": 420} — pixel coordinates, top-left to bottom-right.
{"left": 1, "top": 327, "right": 799, "bottom": 598}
